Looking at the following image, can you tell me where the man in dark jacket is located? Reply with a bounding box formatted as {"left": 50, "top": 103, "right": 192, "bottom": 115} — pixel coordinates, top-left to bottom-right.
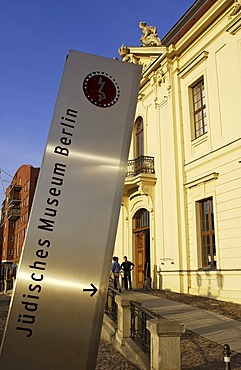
{"left": 121, "top": 256, "right": 134, "bottom": 290}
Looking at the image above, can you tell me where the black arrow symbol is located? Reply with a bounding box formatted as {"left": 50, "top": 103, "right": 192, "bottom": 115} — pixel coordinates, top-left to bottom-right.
{"left": 83, "top": 283, "right": 98, "bottom": 297}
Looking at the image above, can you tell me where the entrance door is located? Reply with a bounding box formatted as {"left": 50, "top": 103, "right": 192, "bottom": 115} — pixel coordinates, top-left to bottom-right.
{"left": 133, "top": 208, "right": 150, "bottom": 289}
{"left": 135, "top": 232, "right": 146, "bottom": 289}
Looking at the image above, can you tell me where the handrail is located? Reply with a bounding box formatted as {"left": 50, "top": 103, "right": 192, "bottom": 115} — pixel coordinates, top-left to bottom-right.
{"left": 130, "top": 301, "right": 155, "bottom": 357}
{"left": 158, "top": 268, "right": 241, "bottom": 273}
{"left": 105, "top": 286, "right": 119, "bottom": 324}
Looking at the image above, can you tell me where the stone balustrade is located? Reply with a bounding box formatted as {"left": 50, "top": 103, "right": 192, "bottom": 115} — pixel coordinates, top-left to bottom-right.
{"left": 101, "top": 292, "right": 185, "bottom": 370}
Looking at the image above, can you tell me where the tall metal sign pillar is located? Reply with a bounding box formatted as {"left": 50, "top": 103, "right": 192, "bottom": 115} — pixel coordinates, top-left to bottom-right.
{"left": 0, "top": 50, "right": 142, "bottom": 370}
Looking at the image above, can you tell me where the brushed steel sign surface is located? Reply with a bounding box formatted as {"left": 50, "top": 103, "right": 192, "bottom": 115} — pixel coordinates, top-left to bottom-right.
{"left": 0, "top": 50, "right": 141, "bottom": 369}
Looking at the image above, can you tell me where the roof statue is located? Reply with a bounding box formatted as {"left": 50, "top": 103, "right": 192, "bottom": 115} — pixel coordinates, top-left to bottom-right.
{"left": 139, "top": 22, "right": 162, "bottom": 46}
{"left": 118, "top": 45, "right": 140, "bottom": 64}
{"left": 229, "top": 0, "right": 241, "bottom": 16}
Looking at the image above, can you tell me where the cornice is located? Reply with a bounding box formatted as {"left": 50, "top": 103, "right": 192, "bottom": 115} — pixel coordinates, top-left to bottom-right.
{"left": 162, "top": 0, "right": 216, "bottom": 46}
{"left": 226, "top": 16, "right": 241, "bottom": 34}
{"left": 126, "top": 46, "right": 166, "bottom": 56}
{"left": 166, "top": 0, "right": 234, "bottom": 56}
{"left": 184, "top": 172, "right": 219, "bottom": 188}
{"left": 178, "top": 51, "right": 209, "bottom": 78}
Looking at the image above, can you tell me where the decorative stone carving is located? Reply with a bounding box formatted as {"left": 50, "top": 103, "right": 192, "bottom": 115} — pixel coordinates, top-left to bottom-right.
{"left": 150, "top": 65, "right": 172, "bottom": 107}
{"left": 118, "top": 45, "right": 140, "bottom": 64}
{"left": 138, "top": 185, "right": 149, "bottom": 194}
{"left": 139, "top": 22, "right": 162, "bottom": 47}
{"left": 154, "top": 69, "right": 166, "bottom": 86}
{"left": 138, "top": 93, "right": 145, "bottom": 101}
{"left": 229, "top": 0, "right": 241, "bottom": 16}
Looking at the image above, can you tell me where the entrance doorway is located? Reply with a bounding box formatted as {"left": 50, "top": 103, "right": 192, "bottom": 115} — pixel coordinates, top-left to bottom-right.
{"left": 133, "top": 209, "right": 150, "bottom": 289}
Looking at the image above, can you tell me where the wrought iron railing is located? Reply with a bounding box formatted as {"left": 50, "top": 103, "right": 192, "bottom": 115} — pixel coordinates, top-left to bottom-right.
{"left": 105, "top": 286, "right": 118, "bottom": 324}
{"left": 130, "top": 301, "right": 155, "bottom": 357}
{"left": 126, "top": 156, "right": 155, "bottom": 177}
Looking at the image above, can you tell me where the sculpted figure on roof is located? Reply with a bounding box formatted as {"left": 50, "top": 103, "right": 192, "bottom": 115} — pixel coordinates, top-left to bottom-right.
{"left": 139, "top": 22, "right": 162, "bottom": 46}
{"left": 230, "top": 0, "right": 241, "bottom": 16}
{"left": 118, "top": 45, "right": 140, "bottom": 64}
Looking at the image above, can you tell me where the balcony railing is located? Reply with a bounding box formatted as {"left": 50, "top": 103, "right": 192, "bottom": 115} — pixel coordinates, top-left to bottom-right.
{"left": 9, "top": 193, "right": 21, "bottom": 205}
{"left": 7, "top": 208, "right": 20, "bottom": 221}
{"left": 126, "top": 156, "right": 155, "bottom": 177}
{"left": 10, "top": 185, "right": 21, "bottom": 192}
{"left": 0, "top": 211, "right": 5, "bottom": 226}
{"left": 9, "top": 185, "right": 21, "bottom": 204}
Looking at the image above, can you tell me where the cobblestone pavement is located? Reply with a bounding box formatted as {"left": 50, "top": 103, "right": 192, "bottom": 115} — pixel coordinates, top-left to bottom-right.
{"left": 96, "top": 341, "right": 141, "bottom": 369}
{"left": 144, "top": 290, "right": 241, "bottom": 369}
{"left": 0, "top": 294, "right": 141, "bottom": 369}
{"left": 0, "top": 295, "right": 9, "bottom": 345}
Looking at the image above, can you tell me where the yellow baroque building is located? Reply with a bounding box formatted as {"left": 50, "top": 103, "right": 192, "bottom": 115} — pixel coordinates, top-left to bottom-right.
{"left": 114, "top": 0, "right": 241, "bottom": 303}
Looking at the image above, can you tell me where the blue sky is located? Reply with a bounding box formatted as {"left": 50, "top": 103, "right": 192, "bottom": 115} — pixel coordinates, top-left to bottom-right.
{"left": 0, "top": 0, "right": 195, "bottom": 201}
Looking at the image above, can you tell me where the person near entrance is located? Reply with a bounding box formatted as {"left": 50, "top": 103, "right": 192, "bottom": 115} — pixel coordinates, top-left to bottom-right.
{"left": 121, "top": 256, "right": 134, "bottom": 290}
{"left": 111, "top": 257, "right": 122, "bottom": 293}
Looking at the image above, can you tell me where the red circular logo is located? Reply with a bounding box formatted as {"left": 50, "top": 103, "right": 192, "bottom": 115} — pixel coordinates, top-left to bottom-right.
{"left": 83, "top": 72, "right": 120, "bottom": 108}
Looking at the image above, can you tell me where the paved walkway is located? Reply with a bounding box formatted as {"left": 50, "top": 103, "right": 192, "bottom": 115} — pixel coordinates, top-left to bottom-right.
{"left": 123, "top": 291, "right": 241, "bottom": 354}
{"left": 2, "top": 289, "right": 241, "bottom": 368}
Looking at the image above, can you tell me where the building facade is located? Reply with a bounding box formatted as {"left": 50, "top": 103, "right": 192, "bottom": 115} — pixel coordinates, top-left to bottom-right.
{"left": 0, "top": 164, "right": 39, "bottom": 286}
{"left": 114, "top": 0, "right": 241, "bottom": 303}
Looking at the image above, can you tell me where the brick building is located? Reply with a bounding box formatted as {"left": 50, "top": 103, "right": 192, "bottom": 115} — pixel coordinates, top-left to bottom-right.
{"left": 0, "top": 164, "right": 39, "bottom": 287}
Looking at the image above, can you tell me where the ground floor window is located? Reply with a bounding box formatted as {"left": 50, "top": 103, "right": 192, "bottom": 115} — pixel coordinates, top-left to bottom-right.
{"left": 198, "top": 197, "right": 216, "bottom": 268}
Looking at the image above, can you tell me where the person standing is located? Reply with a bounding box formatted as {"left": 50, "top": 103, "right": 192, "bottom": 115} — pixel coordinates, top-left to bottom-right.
{"left": 111, "top": 257, "right": 122, "bottom": 293}
{"left": 121, "top": 256, "right": 134, "bottom": 290}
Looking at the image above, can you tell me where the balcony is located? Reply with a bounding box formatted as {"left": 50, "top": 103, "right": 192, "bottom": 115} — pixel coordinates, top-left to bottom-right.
{"left": 11, "top": 185, "right": 21, "bottom": 192}
{"left": 9, "top": 185, "right": 21, "bottom": 206}
{"left": 124, "top": 156, "right": 157, "bottom": 194}
{"left": 0, "top": 211, "right": 5, "bottom": 226}
{"left": 0, "top": 200, "right": 6, "bottom": 226}
{"left": 9, "top": 193, "right": 21, "bottom": 205}
{"left": 126, "top": 156, "right": 155, "bottom": 177}
{"left": 7, "top": 208, "right": 20, "bottom": 221}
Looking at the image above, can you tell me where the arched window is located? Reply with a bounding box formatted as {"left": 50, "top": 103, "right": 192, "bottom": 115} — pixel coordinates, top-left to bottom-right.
{"left": 134, "top": 116, "right": 144, "bottom": 158}
{"left": 133, "top": 208, "right": 149, "bottom": 229}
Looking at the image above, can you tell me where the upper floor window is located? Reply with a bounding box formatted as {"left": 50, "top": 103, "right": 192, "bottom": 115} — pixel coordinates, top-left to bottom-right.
{"left": 134, "top": 116, "right": 144, "bottom": 158}
{"left": 198, "top": 198, "right": 216, "bottom": 269}
{"left": 192, "top": 78, "right": 207, "bottom": 139}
